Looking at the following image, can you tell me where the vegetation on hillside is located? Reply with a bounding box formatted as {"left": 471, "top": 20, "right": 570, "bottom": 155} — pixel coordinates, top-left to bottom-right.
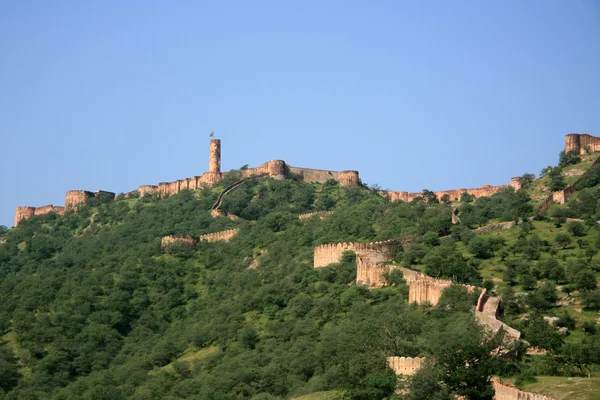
{"left": 1, "top": 152, "right": 600, "bottom": 400}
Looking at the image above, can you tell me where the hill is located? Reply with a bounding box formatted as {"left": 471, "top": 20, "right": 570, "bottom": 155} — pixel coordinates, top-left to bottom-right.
{"left": 1, "top": 149, "right": 600, "bottom": 400}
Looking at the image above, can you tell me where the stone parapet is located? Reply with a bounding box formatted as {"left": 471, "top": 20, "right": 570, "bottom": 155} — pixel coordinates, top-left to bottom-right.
{"left": 492, "top": 378, "right": 554, "bottom": 400}
{"left": 386, "top": 356, "right": 425, "bottom": 375}
{"left": 198, "top": 228, "right": 240, "bottom": 242}
{"left": 298, "top": 211, "right": 333, "bottom": 221}
{"left": 313, "top": 239, "right": 396, "bottom": 268}
{"left": 565, "top": 133, "right": 600, "bottom": 155}
{"left": 161, "top": 235, "right": 198, "bottom": 253}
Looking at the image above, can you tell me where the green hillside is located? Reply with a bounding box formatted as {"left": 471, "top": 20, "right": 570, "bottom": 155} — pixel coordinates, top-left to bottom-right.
{"left": 1, "top": 151, "right": 600, "bottom": 400}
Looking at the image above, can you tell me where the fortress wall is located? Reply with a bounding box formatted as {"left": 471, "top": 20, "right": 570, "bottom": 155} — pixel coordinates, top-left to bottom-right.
{"left": 14, "top": 206, "right": 35, "bottom": 227}
{"left": 65, "top": 190, "right": 94, "bottom": 210}
{"left": 288, "top": 166, "right": 340, "bottom": 184}
{"left": 33, "top": 205, "right": 64, "bottom": 217}
{"left": 476, "top": 289, "right": 521, "bottom": 341}
{"left": 298, "top": 211, "right": 333, "bottom": 221}
{"left": 356, "top": 257, "right": 390, "bottom": 287}
{"left": 139, "top": 185, "right": 159, "bottom": 196}
{"left": 472, "top": 221, "right": 516, "bottom": 234}
{"left": 492, "top": 379, "right": 554, "bottom": 400}
{"left": 382, "top": 183, "right": 512, "bottom": 204}
{"left": 565, "top": 133, "right": 600, "bottom": 154}
{"left": 339, "top": 170, "right": 360, "bottom": 186}
{"left": 353, "top": 240, "right": 395, "bottom": 263}
{"left": 198, "top": 228, "right": 240, "bottom": 242}
{"left": 161, "top": 235, "right": 198, "bottom": 253}
{"left": 313, "top": 242, "right": 355, "bottom": 268}
{"left": 158, "top": 181, "right": 180, "bottom": 196}
{"left": 199, "top": 171, "right": 223, "bottom": 185}
{"left": 242, "top": 162, "right": 271, "bottom": 178}
{"left": 408, "top": 277, "right": 452, "bottom": 305}
{"left": 386, "top": 357, "right": 425, "bottom": 376}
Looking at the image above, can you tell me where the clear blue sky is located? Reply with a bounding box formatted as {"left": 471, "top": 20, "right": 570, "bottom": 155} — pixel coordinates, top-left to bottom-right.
{"left": 1, "top": 1, "right": 599, "bottom": 227}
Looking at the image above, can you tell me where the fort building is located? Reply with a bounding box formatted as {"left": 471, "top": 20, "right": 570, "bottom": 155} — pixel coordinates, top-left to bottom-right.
{"left": 565, "top": 133, "right": 600, "bottom": 154}
{"left": 14, "top": 133, "right": 593, "bottom": 227}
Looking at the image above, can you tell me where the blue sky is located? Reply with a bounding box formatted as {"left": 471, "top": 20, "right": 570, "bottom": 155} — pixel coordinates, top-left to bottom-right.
{"left": 1, "top": 1, "right": 599, "bottom": 227}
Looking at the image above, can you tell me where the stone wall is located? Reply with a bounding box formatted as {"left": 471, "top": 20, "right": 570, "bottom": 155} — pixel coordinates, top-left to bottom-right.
{"left": 298, "top": 211, "right": 333, "bottom": 221}
{"left": 198, "top": 228, "right": 240, "bottom": 242}
{"left": 565, "top": 133, "right": 600, "bottom": 155}
{"left": 381, "top": 179, "right": 520, "bottom": 204}
{"left": 538, "top": 155, "right": 600, "bottom": 213}
{"left": 408, "top": 277, "right": 453, "bottom": 305}
{"left": 492, "top": 378, "right": 554, "bottom": 400}
{"left": 313, "top": 240, "right": 396, "bottom": 268}
{"left": 475, "top": 289, "right": 521, "bottom": 341}
{"left": 386, "top": 356, "right": 425, "bottom": 375}
{"left": 65, "top": 190, "right": 94, "bottom": 210}
{"left": 161, "top": 235, "right": 198, "bottom": 253}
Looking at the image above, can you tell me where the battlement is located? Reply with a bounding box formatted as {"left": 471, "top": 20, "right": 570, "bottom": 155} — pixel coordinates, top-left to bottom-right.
{"left": 381, "top": 178, "right": 522, "bottom": 204}
{"left": 565, "top": 133, "right": 600, "bottom": 154}
{"left": 386, "top": 356, "right": 425, "bottom": 375}
{"left": 161, "top": 235, "right": 199, "bottom": 253}
{"left": 475, "top": 289, "right": 521, "bottom": 341}
{"left": 298, "top": 211, "right": 333, "bottom": 221}
{"left": 198, "top": 228, "right": 240, "bottom": 242}
{"left": 492, "top": 378, "right": 554, "bottom": 400}
{"left": 313, "top": 239, "right": 396, "bottom": 268}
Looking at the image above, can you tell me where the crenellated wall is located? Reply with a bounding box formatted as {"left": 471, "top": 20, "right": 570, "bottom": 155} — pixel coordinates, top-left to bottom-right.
{"left": 198, "top": 228, "right": 240, "bottom": 242}
{"left": 408, "top": 277, "right": 453, "bottom": 305}
{"left": 492, "top": 378, "right": 554, "bottom": 400}
{"left": 476, "top": 289, "right": 521, "bottom": 341}
{"left": 386, "top": 356, "right": 425, "bottom": 375}
{"left": 161, "top": 235, "right": 198, "bottom": 253}
{"left": 313, "top": 239, "right": 396, "bottom": 268}
{"left": 381, "top": 178, "right": 522, "bottom": 204}
{"left": 298, "top": 211, "right": 334, "bottom": 221}
{"left": 565, "top": 133, "right": 600, "bottom": 155}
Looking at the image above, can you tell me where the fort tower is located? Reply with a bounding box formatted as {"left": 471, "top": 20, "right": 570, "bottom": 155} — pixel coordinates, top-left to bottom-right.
{"left": 209, "top": 138, "right": 221, "bottom": 174}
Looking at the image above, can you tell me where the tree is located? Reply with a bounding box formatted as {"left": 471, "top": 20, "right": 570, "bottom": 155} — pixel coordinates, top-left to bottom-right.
{"left": 548, "top": 167, "right": 566, "bottom": 192}
{"left": 428, "top": 314, "right": 500, "bottom": 400}
{"left": 559, "top": 150, "right": 581, "bottom": 167}
{"left": 440, "top": 194, "right": 451, "bottom": 204}
{"left": 468, "top": 237, "right": 494, "bottom": 259}
{"left": 554, "top": 233, "right": 572, "bottom": 249}
{"left": 517, "top": 173, "right": 536, "bottom": 186}
{"left": 566, "top": 221, "right": 586, "bottom": 237}
{"left": 0, "top": 345, "right": 21, "bottom": 392}
{"left": 408, "top": 360, "right": 452, "bottom": 400}
{"left": 422, "top": 189, "right": 439, "bottom": 204}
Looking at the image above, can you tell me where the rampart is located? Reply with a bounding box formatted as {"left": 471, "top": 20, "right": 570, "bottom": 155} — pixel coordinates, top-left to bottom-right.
{"left": 386, "top": 356, "right": 425, "bottom": 375}
{"left": 538, "top": 155, "right": 600, "bottom": 213}
{"left": 476, "top": 289, "right": 521, "bottom": 341}
{"left": 161, "top": 235, "right": 198, "bottom": 253}
{"left": 313, "top": 240, "right": 396, "bottom": 268}
{"left": 381, "top": 178, "right": 522, "bottom": 204}
{"left": 298, "top": 211, "right": 334, "bottom": 221}
{"left": 565, "top": 133, "right": 600, "bottom": 155}
{"left": 14, "top": 205, "right": 65, "bottom": 227}
{"left": 492, "top": 378, "right": 554, "bottom": 400}
{"left": 408, "top": 277, "right": 453, "bottom": 305}
{"left": 198, "top": 228, "right": 240, "bottom": 242}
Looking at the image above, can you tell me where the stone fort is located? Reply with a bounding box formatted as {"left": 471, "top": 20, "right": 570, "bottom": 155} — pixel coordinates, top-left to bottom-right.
{"left": 13, "top": 133, "right": 598, "bottom": 226}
